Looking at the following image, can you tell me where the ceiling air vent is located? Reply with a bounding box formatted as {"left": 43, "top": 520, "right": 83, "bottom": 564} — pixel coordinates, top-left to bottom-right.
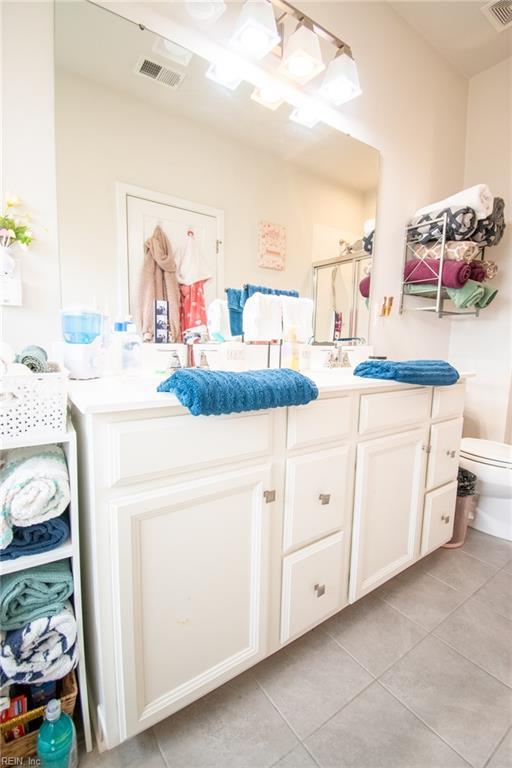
{"left": 136, "top": 58, "right": 186, "bottom": 89}
{"left": 481, "top": 0, "right": 512, "bottom": 32}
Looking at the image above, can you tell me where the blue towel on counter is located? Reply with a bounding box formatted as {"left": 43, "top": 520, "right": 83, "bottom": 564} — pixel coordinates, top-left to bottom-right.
{"left": 354, "top": 360, "right": 460, "bottom": 386}
{"left": 225, "top": 288, "right": 243, "bottom": 337}
{"left": 157, "top": 368, "right": 318, "bottom": 416}
{"left": 0, "top": 515, "right": 70, "bottom": 562}
{"left": 241, "top": 284, "right": 299, "bottom": 307}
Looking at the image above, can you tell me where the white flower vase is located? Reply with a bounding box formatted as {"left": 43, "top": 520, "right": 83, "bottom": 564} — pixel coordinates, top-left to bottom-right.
{"left": 0, "top": 245, "right": 16, "bottom": 277}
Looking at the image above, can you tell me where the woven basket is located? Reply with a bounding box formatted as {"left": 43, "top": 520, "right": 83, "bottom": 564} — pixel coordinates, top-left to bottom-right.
{"left": 0, "top": 671, "right": 78, "bottom": 759}
{"left": 0, "top": 371, "right": 68, "bottom": 440}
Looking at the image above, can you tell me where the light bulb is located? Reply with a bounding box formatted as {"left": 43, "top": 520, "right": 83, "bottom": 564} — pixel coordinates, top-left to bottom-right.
{"left": 286, "top": 52, "right": 316, "bottom": 79}
{"left": 320, "top": 51, "right": 362, "bottom": 105}
{"left": 289, "top": 106, "right": 319, "bottom": 128}
{"left": 251, "top": 85, "right": 284, "bottom": 110}
{"left": 230, "top": 1, "right": 281, "bottom": 60}
{"left": 278, "top": 24, "right": 325, "bottom": 84}
{"left": 186, "top": 0, "right": 226, "bottom": 22}
{"left": 205, "top": 62, "right": 243, "bottom": 90}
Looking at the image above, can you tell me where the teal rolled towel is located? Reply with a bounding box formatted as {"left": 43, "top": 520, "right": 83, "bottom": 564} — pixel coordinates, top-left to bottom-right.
{"left": 475, "top": 284, "right": 498, "bottom": 308}
{"left": 0, "top": 560, "right": 73, "bottom": 630}
{"left": 446, "top": 280, "right": 485, "bottom": 309}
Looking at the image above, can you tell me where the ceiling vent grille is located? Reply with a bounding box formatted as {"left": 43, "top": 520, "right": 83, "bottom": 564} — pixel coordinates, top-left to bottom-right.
{"left": 481, "top": 0, "right": 512, "bottom": 32}
{"left": 136, "top": 58, "right": 186, "bottom": 89}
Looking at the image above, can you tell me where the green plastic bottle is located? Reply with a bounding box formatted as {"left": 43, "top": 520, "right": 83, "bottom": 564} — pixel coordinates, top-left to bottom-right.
{"left": 36, "top": 699, "right": 78, "bottom": 768}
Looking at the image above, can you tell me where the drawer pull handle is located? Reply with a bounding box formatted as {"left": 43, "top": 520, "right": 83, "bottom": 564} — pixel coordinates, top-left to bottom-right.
{"left": 314, "top": 583, "right": 326, "bottom": 597}
{"left": 446, "top": 449, "right": 456, "bottom": 458}
{"left": 263, "top": 490, "right": 276, "bottom": 503}
{"left": 318, "top": 493, "right": 331, "bottom": 505}
{"left": 441, "top": 514, "right": 451, "bottom": 524}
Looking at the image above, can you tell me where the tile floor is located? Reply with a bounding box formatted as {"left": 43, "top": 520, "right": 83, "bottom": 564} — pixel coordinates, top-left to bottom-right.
{"left": 80, "top": 529, "right": 512, "bottom": 768}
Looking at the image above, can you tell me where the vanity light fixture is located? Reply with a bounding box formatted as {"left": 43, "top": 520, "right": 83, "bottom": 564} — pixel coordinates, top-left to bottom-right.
{"left": 289, "top": 105, "right": 319, "bottom": 128}
{"left": 230, "top": 1, "right": 281, "bottom": 60}
{"left": 185, "top": 0, "right": 226, "bottom": 23}
{"left": 320, "top": 47, "right": 362, "bottom": 105}
{"left": 205, "top": 61, "right": 243, "bottom": 90}
{"left": 278, "top": 22, "right": 325, "bottom": 84}
{"left": 251, "top": 85, "right": 285, "bottom": 110}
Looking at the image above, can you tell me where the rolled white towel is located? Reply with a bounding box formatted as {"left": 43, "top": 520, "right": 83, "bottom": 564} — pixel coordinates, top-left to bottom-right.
{"left": 0, "top": 445, "right": 70, "bottom": 550}
{"left": 414, "top": 184, "right": 493, "bottom": 221}
{"left": 243, "top": 293, "right": 283, "bottom": 342}
{"left": 281, "top": 296, "right": 314, "bottom": 343}
{"left": 207, "top": 299, "right": 231, "bottom": 340}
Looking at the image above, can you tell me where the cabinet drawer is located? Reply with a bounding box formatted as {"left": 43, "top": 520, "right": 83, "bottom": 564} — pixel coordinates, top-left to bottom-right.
{"left": 421, "top": 482, "right": 457, "bottom": 555}
{"left": 432, "top": 383, "right": 465, "bottom": 420}
{"left": 427, "top": 418, "right": 463, "bottom": 490}
{"left": 281, "top": 532, "right": 346, "bottom": 644}
{"left": 359, "top": 388, "right": 431, "bottom": 435}
{"left": 283, "top": 446, "right": 353, "bottom": 552}
{"left": 287, "top": 396, "right": 353, "bottom": 450}
{"left": 108, "top": 411, "right": 273, "bottom": 486}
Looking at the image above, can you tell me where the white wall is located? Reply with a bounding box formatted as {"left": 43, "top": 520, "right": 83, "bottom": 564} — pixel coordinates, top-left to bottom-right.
{"left": 448, "top": 58, "right": 512, "bottom": 443}
{"left": 2, "top": 1, "right": 469, "bottom": 359}
{"left": 0, "top": 2, "right": 61, "bottom": 352}
{"left": 55, "top": 70, "right": 367, "bottom": 314}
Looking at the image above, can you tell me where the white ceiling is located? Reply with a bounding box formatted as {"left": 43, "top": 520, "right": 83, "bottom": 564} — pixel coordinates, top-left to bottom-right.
{"left": 54, "top": 1, "right": 379, "bottom": 193}
{"left": 389, "top": 0, "right": 512, "bottom": 78}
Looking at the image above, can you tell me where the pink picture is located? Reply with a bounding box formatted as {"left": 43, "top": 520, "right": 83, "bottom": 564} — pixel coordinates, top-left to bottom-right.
{"left": 258, "top": 221, "right": 286, "bottom": 271}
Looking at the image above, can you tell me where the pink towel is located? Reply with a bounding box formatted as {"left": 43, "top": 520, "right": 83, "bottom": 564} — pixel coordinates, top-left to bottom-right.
{"left": 469, "top": 261, "right": 486, "bottom": 283}
{"left": 359, "top": 275, "right": 371, "bottom": 298}
{"left": 404, "top": 258, "right": 470, "bottom": 288}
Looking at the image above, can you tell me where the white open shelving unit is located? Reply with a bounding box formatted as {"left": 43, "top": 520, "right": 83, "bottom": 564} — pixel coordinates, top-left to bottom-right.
{"left": 0, "top": 422, "right": 92, "bottom": 752}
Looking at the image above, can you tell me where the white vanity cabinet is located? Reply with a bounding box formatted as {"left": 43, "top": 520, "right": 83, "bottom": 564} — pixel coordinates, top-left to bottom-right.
{"left": 69, "top": 376, "right": 466, "bottom": 750}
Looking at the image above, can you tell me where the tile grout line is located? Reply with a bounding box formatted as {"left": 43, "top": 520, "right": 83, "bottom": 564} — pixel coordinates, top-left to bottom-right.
{"left": 482, "top": 724, "right": 511, "bottom": 768}
{"left": 432, "top": 631, "right": 512, "bottom": 691}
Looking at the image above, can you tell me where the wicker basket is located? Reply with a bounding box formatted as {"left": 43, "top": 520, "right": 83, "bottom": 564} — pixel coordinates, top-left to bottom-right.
{"left": 0, "top": 671, "right": 78, "bottom": 760}
{"left": 0, "top": 371, "right": 68, "bottom": 440}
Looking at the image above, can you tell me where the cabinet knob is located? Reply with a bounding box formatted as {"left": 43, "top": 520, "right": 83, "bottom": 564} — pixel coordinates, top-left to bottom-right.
{"left": 318, "top": 493, "right": 331, "bottom": 506}
{"left": 441, "top": 514, "right": 451, "bottom": 524}
{"left": 263, "top": 490, "right": 276, "bottom": 503}
{"left": 446, "top": 449, "right": 456, "bottom": 458}
{"left": 314, "top": 583, "right": 326, "bottom": 597}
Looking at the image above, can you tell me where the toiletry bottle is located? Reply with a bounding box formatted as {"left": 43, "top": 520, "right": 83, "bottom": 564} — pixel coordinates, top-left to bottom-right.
{"left": 282, "top": 327, "right": 300, "bottom": 371}
{"left": 37, "top": 699, "right": 78, "bottom": 768}
{"left": 110, "top": 320, "right": 127, "bottom": 375}
{"left": 122, "top": 321, "right": 143, "bottom": 374}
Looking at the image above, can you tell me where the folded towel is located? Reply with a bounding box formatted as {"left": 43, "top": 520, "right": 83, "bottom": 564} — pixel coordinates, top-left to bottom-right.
{"left": 404, "top": 258, "right": 470, "bottom": 288}
{"left": 0, "top": 446, "right": 70, "bottom": 551}
{"left": 207, "top": 299, "right": 231, "bottom": 341}
{"left": 403, "top": 283, "right": 439, "bottom": 298}
{"left": 472, "top": 197, "right": 506, "bottom": 247}
{"left": 241, "top": 284, "right": 299, "bottom": 307}
{"left": 225, "top": 288, "right": 243, "bottom": 337}
{"left": 475, "top": 283, "right": 498, "bottom": 308}
{"left": 0, "top": 602, "right": 78, "bottom": 685}
{"left": 0, "top": 561, "right": 73, "bottom": 630}
{"left": 0, "top": 515, "right": 70, "bottom": 562}
{"left": 409, "top": 240, "right": 482, "bottom": 263}
{"left": 281, "top": 296, "right": 314, "bottom": 343}
{"left": 157, "top": 368, "right": 319, "bottom": 416}
{"left": 482, "top": 260, "right": 498, "bottom": 280}
{"left": 469, "top": 261, "right": 486, "bottom": 282}
{"left": 243, "top": 293, "right": 283, "bottom": 342}
{"left": 359, "top": 275, "right": 371, "bottom": 298}
{"left": 408, "top": 207, "right": 477, "bottom": 244}
{"left": 363, "top": 230, "right": 374, "bottom": 254}
{"left": 445, "top": 280, "right": 485, "bottom": 309}
{"left": 414, "top": 184, "right": 493, "bottom": 221}
{"left": 354, "top": 360, "right": 459, "bottom": 386}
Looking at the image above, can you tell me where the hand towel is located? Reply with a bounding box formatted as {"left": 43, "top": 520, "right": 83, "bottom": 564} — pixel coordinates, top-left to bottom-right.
{"left": 281, "top": 296, "right": 314, "bottom": 343}
{"left": 241, "top": 284, "right": 299, "bottom": 307}
{"left": 414, "top": 184, "right": 493, "bottom": 221}
{"left": 225, "top": 288, "right": 243, "bottom": 337}
{"left": 243, "top": 293, "right": 283, "bottom": 342}
{"left": 173, "top": 232, "right": 212, "bottom": 286}
{"left": 469, "top": 261, "right": 486, "bottom": 282}
{"left": 0, "top": 445, "right": 70, "bottom": 551}
{"left": 404, "top": 258, "right": 470, "bottom": 288}
{"left": 445, "top": 280, "right": 485, "bottom": 309}
{"left": 157, "top": 368, "right": 319, "bottom": 416}
{"left": 472, "top": 197, "right": 506, "bottom": 247}
{"left": 0, "top": 561, "right": 73, "bottom": 630}
{"left": 475, "top": 284, "right": 498, "bottom": 308}
{"left": 138, "top": 225, "right": 181, "bottom": 343}
{"left": 0, "top": 602, "right": 77, "bottom": 685}
{"left": 359, "top": 275, "right": 371, "bottom": 298}
{"left": 408, "top": 207, "right": 477, "bottom": 243}
{"left": 0, "top": 516, "right": 70, "bottom": 562}
{"left": 354, "top": 360, "right": 459, "bottom": 386}
{"left": 207, "top": 299, "right": 231, "bottom": 341}
{"left": 179, "top": 280, "right": 207, "bottom": 332}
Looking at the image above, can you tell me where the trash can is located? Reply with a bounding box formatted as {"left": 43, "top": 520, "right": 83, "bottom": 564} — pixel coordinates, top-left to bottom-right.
{"left": 443, "top": 467, "right": 477, "bottom": 548}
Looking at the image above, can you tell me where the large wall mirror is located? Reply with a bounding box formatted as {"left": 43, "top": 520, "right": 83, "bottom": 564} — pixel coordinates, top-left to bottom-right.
{"left": 54, "top": 0, "right": 379, "bottom": 343}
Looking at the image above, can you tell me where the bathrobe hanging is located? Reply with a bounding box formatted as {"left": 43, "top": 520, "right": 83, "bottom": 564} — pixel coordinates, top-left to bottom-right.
{"left": 138, "top": 225, "right": 181, "bottom": 342}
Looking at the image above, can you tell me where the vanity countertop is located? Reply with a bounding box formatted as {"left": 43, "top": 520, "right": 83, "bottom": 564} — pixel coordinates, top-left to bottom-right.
{"left": 68, "top": 371, "right": 470, "bottom": 415}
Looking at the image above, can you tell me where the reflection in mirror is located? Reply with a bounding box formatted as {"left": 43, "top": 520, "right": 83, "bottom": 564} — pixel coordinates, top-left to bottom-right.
{"left": 54, "top": 1, "right": 379, "bottom": 346}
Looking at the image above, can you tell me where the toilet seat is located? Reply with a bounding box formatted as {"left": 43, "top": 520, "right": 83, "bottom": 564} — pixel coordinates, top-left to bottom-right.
{"left": 460, "top": 438, "right": 512, "bottom": 470}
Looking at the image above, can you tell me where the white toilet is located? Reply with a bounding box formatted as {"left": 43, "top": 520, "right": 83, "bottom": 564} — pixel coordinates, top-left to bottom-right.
{"left": 459, "top": 438, "right": 512, "bottom": 541}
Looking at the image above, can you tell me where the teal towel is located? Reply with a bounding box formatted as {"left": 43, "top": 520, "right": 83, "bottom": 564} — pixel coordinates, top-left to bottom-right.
{"left": 475, "top": 284, "right": 498, "bottom": 308}
{"left": 354, "top": 359, "right": 459, "bottom": 386}
{"left": 446, "top": 280, "right": 485, "bottom": 309}
{"left": 0, "top": 560, "right": 73, "bottom": 630}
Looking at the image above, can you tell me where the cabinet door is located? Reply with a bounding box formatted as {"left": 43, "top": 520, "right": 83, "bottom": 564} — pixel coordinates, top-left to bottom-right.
{"left": 283, "top": 446, "right": 354, "bottom": 552}
{"left": 427, "top": 418, "right": 463, "bottom": 490}
{"left": 421, "top": 481, "right": 457, "bottom": 555}
{"left": 111, "top": 466, "right": 272, "bottom": 739}
{"left": 349, "top": 428, "right": 428, "bottom": 602}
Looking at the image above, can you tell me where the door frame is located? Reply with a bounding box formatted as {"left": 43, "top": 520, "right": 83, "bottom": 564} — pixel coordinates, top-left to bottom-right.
{"left": 116, "top": 182, "right": 225, "bottom": 317}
